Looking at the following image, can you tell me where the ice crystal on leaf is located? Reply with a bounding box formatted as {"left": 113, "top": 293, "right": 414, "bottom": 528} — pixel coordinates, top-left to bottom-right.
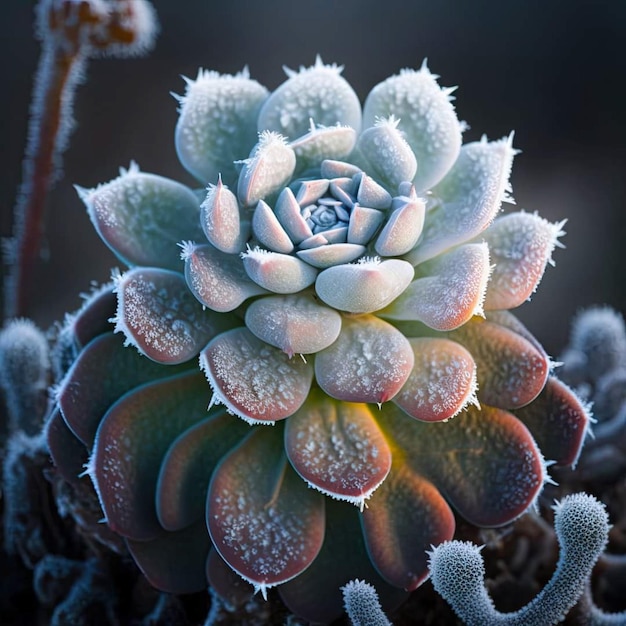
{"left": 61, "top": 57, "right": 592, "bottom": 623}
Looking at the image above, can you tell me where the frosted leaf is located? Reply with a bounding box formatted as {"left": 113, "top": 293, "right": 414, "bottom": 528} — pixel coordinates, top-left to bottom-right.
{"left": 513, "top": 376, "right": 591, "bottom": 468}
{"left": 295, "top": 179, "right": 331, "bottom": 206}
{"left": 241, "top": 247, "right": 318, "bottom": 293}
{"left": 449, "top": 317, "right": 550, "bottom": 409}
{"left": 289, "top": 122, "right": 357, "bottom": 172}
{"left": 393, "top": 338, "right": 479, "bottom": 422}
{"left": 361, "top": 466, "right": 455, "bottom": 590}
{"left": 355, "top": 173, "right": 393, "bottom": 209}
{"left": 174, "top": 69, "right": 268, "bottom": 184}
{"left": 207, "top": 427, "right": 325, "bottom": 590}
{"left": 252, "top": 199, "right": 294, "bottom": 253}
{"left": 362, "top": 64, "right": 463, "bottom": 191}
{"left": 347, "top": 205, "right": 386, "bottom": 245}
{"left": 374, "top": 190, "right": 425, "bottom": 256}
{"left": 296, "top": 243, "right": 366, "bottom": 268}
{"left": 481, "top": 211, "right": 566, "bottom": 310}
{"left": 285, "top": 390, "right": 392, "bottom": 510}
{"left": 315, "top": 258, "right": 414, "bottom": 314}
{"left": 201, "top": 177, "right": 249, "bottom": 254}
{"left": 199, "top": 327, "right": 314, "bottom": 424}
{"left": 46, "top": 408, "right": 88, "bottom": 488}
{"left": 90, "top": 372, "right": 210, "bottom": 540}
{"left": 383, "top": 243, "right": 490, "bottom": 331}
{"left": 79, "top": 166, "right": 203, "bottom": 270}
{"left": 407, "top": 136, "right": 517, "bottom": 265}
{"left": 321, "top": 159, "right": 362, "bottom": 179}
{"left": 113, "top": 267, "right": 227, "bottom": 364}
{"left": 357, "top": 117, "right": 418, "bottom": 189}
{"left": 274, "top": 187, "right": 314, "bottom": 244}
{"left": 237, "top": 132, "right": 296, "bottom": 207}
{"left": 258, "top": 57, "right": 362, "bottom": 139}
{"left": 126, "top": 520, "right": 211, "bottom": 595}
{"left": 182, "top": 242, "right": 267, "bottom": 312}
{"left": 156, "top": 412, "right": 249, "bottom": 531}
{"left": 244, "top": 294, "right": 342, "bottom": 356}
{"left": 378, "top": 402, "right": 546, "bottom": 526}
{"left": 315, "top": 315, "right": 414, "bottom": 404}
{"left": 57, "top": 332, "right": 192, "bottom": 447}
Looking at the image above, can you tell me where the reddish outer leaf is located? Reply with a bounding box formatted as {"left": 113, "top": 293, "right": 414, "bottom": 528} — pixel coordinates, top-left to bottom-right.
{"left": 200, "top": 327, "right": 314, "bottom": 424}
{"left": 393, "top": 337, "right": 478, "bottom": 422}
{"left": 71, "top": 284, "right": 117, "bottom": 348}
{"left": 156, "top": 411, "right": 250, "bottom": 531}
{"left": 449, "top": 317, "right": 549, "bottom": 409}
{"left": 378, "top": 403, "right": 545, "bottom": 527}
{"left": 285, "top": 390, "right": 392, "bottom": 508}
{"left": 46, "top": 406, "right": 89, "bottom": 487}
{"left": 361, "top": 465, "right": 455, "bottom": 590}
{"left": 513, "top": 376, "right": 590, "bottom": 467}
{"left": 92, "top": 371, "right": 211, "bottom": 541}
{"left": 278, "top": 499, "right": 408, "bottom": 624}
{"left": 206, "top": 549, "right": 255, "bottom": 610}
{"left": 58, "top": 332, "right": 191, "bottom": 446}
{"left": 485, "top": 309, "right": 547, "bottom": 354}
{"left": 116, "top": 267, "right": 230, "bottom": 364}
{"left": 314, "top": 315, "right": 414, "bottom": 404}
{"left": 207, "top": 426, "right": 325, "bottom": 591}
{"left": 126, "top": 520, "right": 210, "bottom": 594}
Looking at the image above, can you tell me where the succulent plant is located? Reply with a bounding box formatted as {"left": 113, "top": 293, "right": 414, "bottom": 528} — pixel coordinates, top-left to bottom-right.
{"left": 48, "top": 57, "right": 592, "bottom": 623}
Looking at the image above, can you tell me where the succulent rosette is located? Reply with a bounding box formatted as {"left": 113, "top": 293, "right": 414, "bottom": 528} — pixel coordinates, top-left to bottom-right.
{"left": 48, "top": 57, "right": 591, "bottom": 622}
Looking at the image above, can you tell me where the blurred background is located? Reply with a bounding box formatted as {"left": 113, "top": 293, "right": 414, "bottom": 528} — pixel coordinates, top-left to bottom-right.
{"left": 1, "top": 0, "right": 625, "bottom": 356}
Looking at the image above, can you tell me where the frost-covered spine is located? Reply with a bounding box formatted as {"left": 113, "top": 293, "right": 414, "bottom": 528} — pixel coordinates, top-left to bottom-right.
{"left": 428, "top": 493, "right": 610, "bottom": 626}
{"left": 0, "top": 318, "right": 50, "bottom": 436}
{"left": 342, "top": 579, "right": 392, "bottom": 626}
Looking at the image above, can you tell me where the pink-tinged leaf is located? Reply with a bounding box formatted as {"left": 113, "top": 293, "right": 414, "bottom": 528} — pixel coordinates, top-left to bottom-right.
{"left": 393, "top": 338, "right": 479, "bottom": 422}
{"left": 207, "top": 426, "right": 325, "bottom": 594}
{"left": 114, "top": 267, "right": 229, "bottom": 364}
{"left": 200, "top": 328, "right": 314, "bottom": 424}
{"left": 156, "top": 412, "right": 250, "bottom": 531}
{"left": 241, "top": 247, "right": 318, "bottom": 293}
{"left": 181, "top": 242, "right": 267, "bottom": 313}
{"left": 383, "top": 243, "right": 490, "bottom": 331}
{"left": 206, "top": 549, "right": 255, "bottom": 610}
{"left": 201, "top": 178, "right": 250, "bottom": 254}
{"left": 79, "top": 164, "right": 203, "bottom": 270}
{"left": 46, "top": 407, "right": 88, "bottom": 487}
{"left": 273, "top": 187, "right": 313, "bottom": 244}
{"left": 296, "top": 243, "right": 366, "bottom": 269}
{"left": 361, "top": 464, "right": 455, "bottom": 590}
{"left": 449, "top": 317, "right": 550, "bottom": 409}
{"left": 290, "top": 124, "right": 357, "bottom": 172}
{"left": 278, "top": 499, "right": 409, "bottom": 623}
{"left": 126, "top": 520, "right": 210, "bottom": 594}
{"left": 237, "top": 132, "right": 296, "bottom": 207}
{"left": 513, "top": 376, "right": 590, "bottom": 467}
{"left": 315, "top": 258, "right": 414, "bottom": 314}
{"left": 91, "top": 372, "right": 211, "bottom": 540}
{"left": 484, "top": 309, "right": 547, "bottom": 354}
{"left": 285, "top": 390, "right": 392, "bottom": 509}
{"left": 252, "top": 199, "right": 294, "bottom": 253}
{"left": 378, "top": 403, "right": 546, "bottom": 527}
{"left": 244, "top": 294, "right": 342, "bottom": 356}
{"left": 315, "top": 315, "right": 414, "bottom": 404}
{"left": 482, "top": 212, "right": 566, "bottom": 310}
{"left": 70, "top": 282, "right": 117, "bottom": 348}
{"left": 58, "top": 332, "right": 192, "bottom": 446}
{"left": 347, "top": 205, "right": 385, "bottom": 245}
{"left": 355, "top": 173, "right": 392, "bottom": 209}
{"left": 321, "top": 159, "right": 362, "bottom": 179}
{"left": 407, "top": 136, "right": 516, "bottom": 265}
{"left": 374, "top": 190, "right": 425, "bottom": 257}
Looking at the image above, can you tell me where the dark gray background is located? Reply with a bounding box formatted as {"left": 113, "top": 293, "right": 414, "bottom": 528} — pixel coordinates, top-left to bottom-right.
{"left": 2, "top": 0, "right": 625, "bottom": 356}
